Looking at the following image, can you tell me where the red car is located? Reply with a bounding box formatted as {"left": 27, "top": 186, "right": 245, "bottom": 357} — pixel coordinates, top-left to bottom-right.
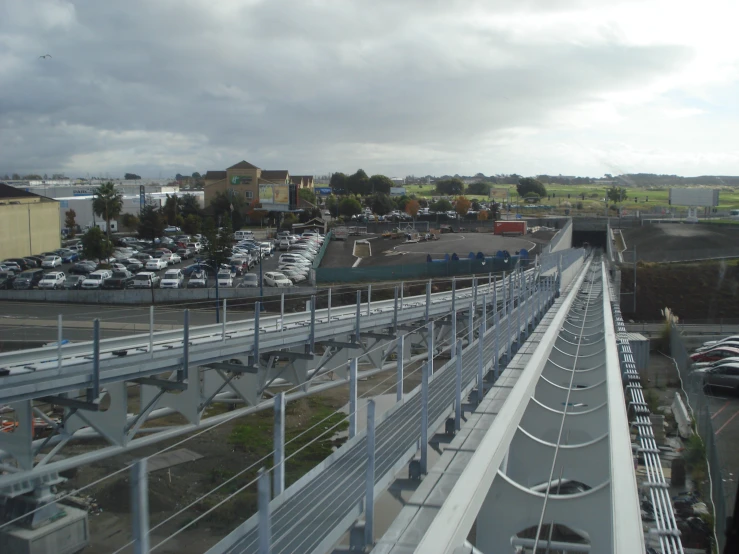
{"left": 691, "top": 346, "right": 739, "bottom": 363}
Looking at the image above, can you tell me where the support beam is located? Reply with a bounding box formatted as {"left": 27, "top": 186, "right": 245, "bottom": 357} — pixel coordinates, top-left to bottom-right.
{"left": 365, "top": 399, "right": 376, "bottom": 547}
{"left": 88, "top": 319, "right": 100, "bottom": 403}
{"left": 396, "top": 335, "right": 404, "bottom": 402}
{"left": 258, "top": 468, "right": 271, "bottom": 554}
{"left": 367, "top": 284, "right": 372, "bottom": 316}
{"left": 455, "top": 339, "right": 463, "bottom": 431}
{"left": 427, "top": 321, "right": 434, "bottom": 376}
{"left": 179, "top": 310, "right": 189, "bottom": 383}
{"left": 253, "top": 303, "right": 260, "bottom": 366}
{"left": 349, "top": 358, "right": 358, "bottom": 439}
{"left": 222, "top": 299, "right": 227, "bottom": 342}
{"left": 477, "top": 325, "right": 484, "bottom": 403}
{"left": 425, "top": 280, "right": 431, "bottom": 322}
{"left": 420, "top": 361, "right": 429, "bottom": 474}
{"left": 309, "top": 295, "right": 316, "bottom": 353}
{"left": 355, "top": 290, "right": 361, "bottom": 342}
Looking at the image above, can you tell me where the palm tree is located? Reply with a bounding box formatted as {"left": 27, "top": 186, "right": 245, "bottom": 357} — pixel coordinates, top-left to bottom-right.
{"left": 92, "top": 182, "right": 123, "bottom": 241}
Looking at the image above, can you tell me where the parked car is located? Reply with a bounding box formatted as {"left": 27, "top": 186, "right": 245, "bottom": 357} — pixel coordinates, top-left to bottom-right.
{"left": 176, "top": 248, "right": 194, "bottom": 260}
{"left": 58, "top": 250, "right": 80, "bottom": 263}
{"left": 160, "top": 269, "right": 185, "bottom": 289}
{"left": 237, "top": 274, "right": 260, "bottom": 288}
{"left": 162, "top": 252, "right": 181, "bottom": 265}
{"left": 0, "top": 270, "right": 17, "bottom": 289}
{"left": 69, "top": 261, "right": 97, "bottom": 275}
{"left": 132, "top": 272, "right": 160, "bottom": 288}
{"left": 279, "top": 238, "right": 291, "bottom": 251}
{"left": 695, "top": 335, "right": 739, "bottom": 352}
{"left": 63, "top": 275, "right": 85, "bottom": 289}
{"left": 145, "top": 258, "right": 168, "bottom": 271}
{"left": 102, "top": 270, "right": 134, "bottom": 289}
{"left": 264, "top": 272, "right": 292, "bottom": 287}
{"left": 281, "top": 268, "right": 307, "bottom": 283}
{"left": 183, "top": 263, "right": 216, "bottom": 277}
{"left": 217, "top": 270, "right": 234, "bottom": 287}
{"left": 12, "top": 269, "right": 45, "bottom": 289}
{"left": 187, "top": 270, "right": 209, "bottom": 288}
{"left": 133, "top": 252, "right": 154, "bottom": 262}
{"left": 691, "top": 346, "right": 739, "bottom": 364}
{"left": 164, "top": 226, "right": 182, "bottom": 233}
{"left": 4, "top": 258, "right": 29, "bottom": 271}
{"left": 22, "top": 257, "right": 39, "bottom": 268}
{"left": 1, "top": 261, "right": 22, "bottom": 273}
{"left": 81, "top": 270, "right": 112, "bottom": 289}
{"left": 694, "top": 362, "right": 739, "bottom": 393}
{"left": 41, "top": 256, "right": 62, "bottom": 269}
{"left": 186, "top": 242, "right": 202, "bottom": 253}
{"left": 38, "top": 272, "right": 66, "bottom": 289}
{"left": 122, "top": 258, "right": 144, "bottom": 272}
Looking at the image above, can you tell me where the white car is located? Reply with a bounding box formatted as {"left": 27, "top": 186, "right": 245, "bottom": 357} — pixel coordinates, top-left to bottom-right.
{"left": 81, "top": 270, "right": 112, "bottom": 289}
{"left": 165, "top": 226, "right": 182, "bottom": 233}
{"left": 41, "top": 255, "right": 62, "bottom": 268}
{"left": 279, "top": 239, "right": 291, "bottom": 251}
{"left": 110, "top": 262, "right": 128, "bottom": 272}
{"left": 264, "top": 271, "right": 293, "bottom": 287}
{"left": 38, "top": 272, "right": 66, "bottom": 289}
{"left": 162, "top": 253, "right": 181, "bottom": 265}
{"left": 145, "top": 258, "right": 168, "bottom": 271}
{"left": 160, "top": 269, "right": 184, "bottom": 288}
{"left": 186, "top": 242, "right": 202, "bottom": 253}
{"left": 217, "top": 271, "right": 234, "bottom": 287}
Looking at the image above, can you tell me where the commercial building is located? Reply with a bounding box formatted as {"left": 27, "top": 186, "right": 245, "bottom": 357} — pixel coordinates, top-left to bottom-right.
{"left": 0, "top": 183, "right": 61, "bottom": 260}
{"left": 6, "top": 179, "right": 179, "bottom": 199}
{"left": 203, "top": 161, "right": 313, "bottom": 212}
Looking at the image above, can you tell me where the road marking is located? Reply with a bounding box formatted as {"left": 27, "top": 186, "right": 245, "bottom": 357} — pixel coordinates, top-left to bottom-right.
{"left": 712, "top": 400, "right": 731, "bottom": 420}
{"left": 715, "top": 409, "right": 739, "bottom": 435}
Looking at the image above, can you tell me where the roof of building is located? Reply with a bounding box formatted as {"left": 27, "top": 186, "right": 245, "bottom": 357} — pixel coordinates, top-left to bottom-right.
{"left": 203, "top": 171, "right": 227, "bottom": 181}
{"left": 227, "top": 160, "right": 260, "bottom": 170}
{"left": 0, "top": 183, "right": 45, "bottom": 199}
{"left": 261, "top": 170, "right": 289, "bottom": 181}
{"left": 290, "top": 176, "right": 304, "bottom": 185}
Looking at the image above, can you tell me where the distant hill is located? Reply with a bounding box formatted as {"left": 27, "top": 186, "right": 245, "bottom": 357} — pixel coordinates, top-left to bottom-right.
{"left": 615, "top": 174, "right": 739, "bottom": 187}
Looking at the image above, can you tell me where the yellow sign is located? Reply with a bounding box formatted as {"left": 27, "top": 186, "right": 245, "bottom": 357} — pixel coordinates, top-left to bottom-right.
{"left": 259, "top": 183, "right": 290, "bottom": 205}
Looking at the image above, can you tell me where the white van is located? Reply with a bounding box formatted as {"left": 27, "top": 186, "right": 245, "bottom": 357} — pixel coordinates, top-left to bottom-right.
{"left": 234, "top": 230, "right": 255, "bottom": 241}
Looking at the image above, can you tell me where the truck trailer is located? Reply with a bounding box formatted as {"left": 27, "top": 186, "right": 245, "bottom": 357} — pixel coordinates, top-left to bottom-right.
{"left": 494, "top": 221, "right": 527, "bottom": 236}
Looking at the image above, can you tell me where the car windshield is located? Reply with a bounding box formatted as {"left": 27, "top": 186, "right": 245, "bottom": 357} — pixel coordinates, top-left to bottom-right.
{"left": 68, "top": 276, "right": 82, "bottom": 282}
{"left": 44, "top": 256, "right": 55, "bottom": 261}
{"left": 89, "top": 274, "right": 103, "bottom": 280}
{"left": 112, "top": 272, "right": 127, "bottom": 278}
{"left": 243, "top": 275, "right": 257, "bottom": 281}
{"left": 134, "top": 276, "right": 149, "bottom": 282}
{"left": 164, "top": 272, "right": 179, "bottom": 278}
{"left": 218, "top": 272, "right": 230, "bottom": 278}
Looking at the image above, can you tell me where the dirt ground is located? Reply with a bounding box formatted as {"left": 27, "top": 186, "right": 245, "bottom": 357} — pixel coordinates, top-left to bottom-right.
{"left": 620, "top": 260, "right": 739, "bottom": 321}
{"left": 60, "top": 360, "right": 426, "bottom": 553}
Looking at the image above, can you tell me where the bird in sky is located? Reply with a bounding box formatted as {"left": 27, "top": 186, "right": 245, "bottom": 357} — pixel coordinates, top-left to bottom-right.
{"left": 39, "top": 54, "right": 52, "bottom": 59}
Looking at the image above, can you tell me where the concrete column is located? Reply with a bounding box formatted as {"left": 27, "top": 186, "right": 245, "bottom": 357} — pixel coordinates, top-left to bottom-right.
{"left": 478, "top": 324, "right": 484, "bottom": 403}
{"left": 482, "top": 294, "right": 487, "bottom": 333}
{"left": 149, "top": 305, "right": 154, "bottom": 354}
{"left": 355, "top": 290, "right": 361, "bottom": 342}
{"left": 131, "top": 459, "right": 149, "bottom": 554}
{"left": 396, "top": 335, "right": 404, "bottom": 402}
{"left": 451, "top": 276, "right": 456, "bottom": 314}
{"left": 253, "top": 303, "right": 260, "bottom": 368}
{"left": 393, "top": 286, "right": 398, "bottom": 332}
{"left": 427, "top": 320, "right": 434, "bottom": 376}
{"left": 365, "top": 399, "right": 376, "bottom": 547}
{"left": 280, "top": 293, "right": 285, "bottom": 331}
{"left": 450, "top": 310, "right": 457, "bottom": 359}
{"left": 468, "top": 304, "right": 474, "bottom": 346}
{"left": 258, "top": 468, "right": 271, "bottom": 554}
{"left": 425, "top": 280, "right": 431, "bottom": 322}
{"left": 57, "top": 314, "right": 63, "bottom": 369}
{"left": 273, "top": 392, "right": 285, "bottom": 497}
{"left": 309, "top": 295, "right": 316, "bottom": 353}
{"left": 367, "top": 284, "right": 372, "bottom": 316}
{"left": 349, "top": 358, "right": 358, "bottom": 439}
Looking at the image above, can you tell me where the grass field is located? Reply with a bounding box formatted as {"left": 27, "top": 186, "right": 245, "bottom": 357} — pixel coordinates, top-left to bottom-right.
{"left": 403, "top": 183, "right": 739, "bottom": 215}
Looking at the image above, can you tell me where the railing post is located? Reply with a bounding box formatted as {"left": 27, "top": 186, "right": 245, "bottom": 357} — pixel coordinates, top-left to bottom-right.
{"left": 149, "top": 305, "right": 154, "bottom": 354}
{"left": 258, "top": 468, "right": 271, "bottom": 554}
{"left": 451, "top": 310, "right": 457, "bottom": 359}
{"left": 396, "top": 335, "right": 404, "bottom": 402}
{"left": 493, "top": 277, "right": 498, "bottom": 321}
{"left": 349, "top": 358, "right": 358, "bottom": 438}
{"left": 455, "top": 339, "right": 463, "bottom": 431}
{"left": 494, "top": 316, "right": 500, "bottom": 379}
{"left": 488, "top": 272, "right": 492, "bottom": 295}
{"left": 482, "top": 294, "right": 487, "bottom": 333}
{"left": 222, "top": 299, "right": 227, "bottom": 342}
{"left": 507, "top": 302, "right": 512, "bottom": 360}
{"left": 365, "top": 399, "right": 376, "bottom": 547}
{"left": 473, "top": 276, "right": 478, "bottom": 307}
{"left": 57, "top": 314, "right": 63, "bottom": 370}
{"left": 309, "top": 295, "right": 316, "bottom": 353}
{"left": 273, "top": 392, "right": 285, "bottom": 497}
{"left": 355, "top": 290, "right": 361, "bottom": 342}
{"left": 502, "top": 271, "right": 507, "bottom": 315}
{"left": 425, "top": 279, "right": 431, "bottom": 322}
{"left": 280, "top": 293, "right": 285, "bottom": 331}
{"left": 393, "top": 286, "right": 398, "bottom": 332}
{"left": 427, "top": 320, "right": 434, "bottom": 376}
{"left": 253, "top": 302, "right": 260, "bottom": 367}
{"left": 180, "top": 310, "right": 189, "bottom": 383}
{"left": 367, "top": 284, "right": 372, "bottom": 316}
{"left": 400, "top": 281, "right": 404, "bottom": 311}
{"left": 477, "top": 323, "right": 485, "bottom": 403}
{"left": 451, "top": 276, "right": 456, "bottom": 314}
{"left": 327, "top": 287, "right": 332, "bottom": 323}
{"left": 131, "top": 459, "right": 150, "bottom": 554}
{"left": 468, "top": 304, "right": 474, "bottom": 346}
{"left": 420, "top": 360, "right": 429, "bottom": 474}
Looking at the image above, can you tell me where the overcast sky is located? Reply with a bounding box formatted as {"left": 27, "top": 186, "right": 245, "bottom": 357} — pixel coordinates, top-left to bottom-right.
{"left": 2, "top": 0, "right": 738, "bottom": 179}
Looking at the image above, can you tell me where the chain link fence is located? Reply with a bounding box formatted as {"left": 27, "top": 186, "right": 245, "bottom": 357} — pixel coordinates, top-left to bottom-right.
{"left": 670, "top": 323, "right": 728, "bottom": 551}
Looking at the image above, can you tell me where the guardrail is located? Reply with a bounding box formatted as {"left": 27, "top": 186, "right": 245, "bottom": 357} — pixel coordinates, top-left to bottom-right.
{"left": 312, "top": 230, "right": 333, "bottom": 269}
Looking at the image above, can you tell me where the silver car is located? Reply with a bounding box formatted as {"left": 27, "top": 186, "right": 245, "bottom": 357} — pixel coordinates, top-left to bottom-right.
{"left": 695, "top": 363, "right": 739, "bottom": 393}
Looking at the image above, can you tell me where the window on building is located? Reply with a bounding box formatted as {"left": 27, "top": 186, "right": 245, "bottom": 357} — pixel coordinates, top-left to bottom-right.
{"left": 245, "top": 191, "right": 254, "bottom": 199}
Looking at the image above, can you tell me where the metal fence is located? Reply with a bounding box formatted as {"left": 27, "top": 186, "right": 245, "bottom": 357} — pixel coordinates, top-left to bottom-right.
{"left": 312, "top": 230, "right": 333, "bottom": 268}
{"left": 670, "top": 323, "right": 728, "bottom": 551}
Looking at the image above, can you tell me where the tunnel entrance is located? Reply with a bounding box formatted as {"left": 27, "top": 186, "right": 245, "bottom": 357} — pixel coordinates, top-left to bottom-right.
{"left": 572, "top": 230, "right": 607, "bottom": 249}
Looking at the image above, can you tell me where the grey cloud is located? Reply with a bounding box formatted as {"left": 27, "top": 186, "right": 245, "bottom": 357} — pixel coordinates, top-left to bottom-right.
{"left": 0, "top": 0, "right": 693, "bottom": 176}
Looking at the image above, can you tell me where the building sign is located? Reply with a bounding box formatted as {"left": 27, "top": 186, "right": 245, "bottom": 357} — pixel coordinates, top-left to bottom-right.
{"left": 390, "top": 187, "right": 406, "bottom": 196}
{"left": 259, "top": 183, "right": 290, "bottom": 205}
{"left": 73, "top": 188, "right": 95, "bottom": 196}
{"left": 230, "top": 175, "right": 253, "bottom": 185}
{"left": 315, "top": 187, "right": 332, "bottom": 196}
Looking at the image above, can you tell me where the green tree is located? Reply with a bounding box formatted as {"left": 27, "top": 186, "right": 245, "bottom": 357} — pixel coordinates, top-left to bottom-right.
{"left": 182, "top": 214, "right": 202, "bottom": 235}
{"left": 405, "top": 199, "right": 420, "bottom": 219}
{"left": 81, "top": 226, "right": 114, "bottom": 263}
{"left": 346, "top": 169, "right": 370, "bottom": 195}
{"left": 191, "top": 172, "right": 202, "bottom": 180}
{"left": 179, "top": 193, "right": 201, "bottom": 217}
{"left": 394, "top": 195, "right": 410, "bottom": 211}
{"left": 163, "top": 194, "right": 179, "bottom": 224}
{"left": 455, "top": 196, "right": 471, "bottom": 217}
{"left": 368, "top": 174, "right": 393, "bottom": 194}
{"left": 12, "top": 173, "right": 20, "bottom": 180}
{"left": 64, "top": 209, "right": 77, "bottom": 237}
{"left": 137, "top": 203, "right": 166, "bottom": 246}
{"left": 606, "top": 186, "right": 628, "bottom": 204}
{"left": 280, "top": 213, "right": 298, "bottom": 230}
{"left": 430, "top": 198, "right": 453, "bottom": 212}
{"left": 516, "top": 177, "right": 547, "bottom": 198}
{"left": 523, "top": 192, "right": 541, "bottom": 203}
{"left": 325, "top": 195, "right": 339, "bottom": 217}
{"left": 298, "top": 188, "right": 317, "bottom": 205}
{"left": 339, "top": 197, "right": 362, "bottom": 217}
{"left": 435, "top": 178, "right": 465, "bottom": 195}
{"left": 329, "top": 172, "right": 347, "bottom": 194}
{"left": 466, "top": 181, "right": 492, "bottom": 195}
{"left": 23, "top": 174, "right": 42, "bottom": 180}
{"left": 370, "top": 193, "right": 394, "bottom": 215}
{"left": 247, "top": 199, "right": 269, "bottom": 225}
{"left": 92, "top": 181, "right": 123, "bottom": 241}
{"left": 120, "top": 213, "right": 139, "bottom": 230}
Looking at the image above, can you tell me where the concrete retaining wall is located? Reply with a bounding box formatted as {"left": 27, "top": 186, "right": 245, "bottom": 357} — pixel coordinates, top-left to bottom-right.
{"left": 0, "top": 287, "right": 313, "bottom": 305}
